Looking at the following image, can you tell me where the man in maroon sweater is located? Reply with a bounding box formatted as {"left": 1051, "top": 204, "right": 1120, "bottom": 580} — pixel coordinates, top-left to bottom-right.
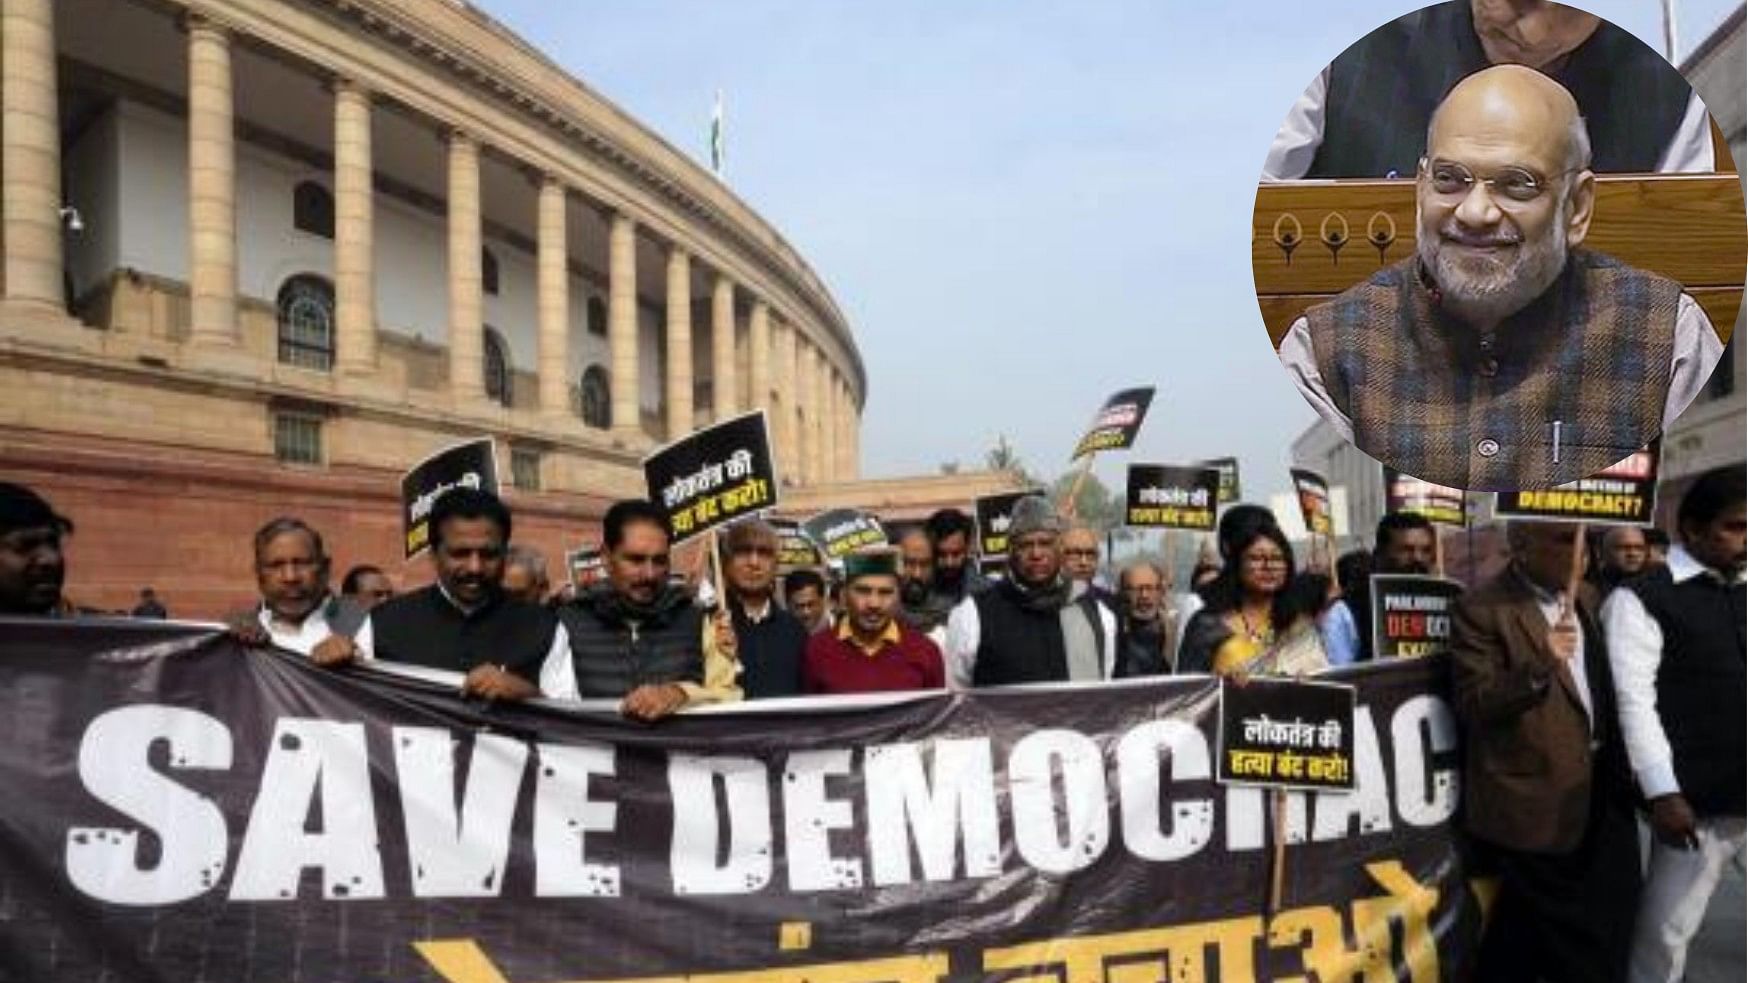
{"left": 804, "top": 548, "right": 945, "bottom": 695}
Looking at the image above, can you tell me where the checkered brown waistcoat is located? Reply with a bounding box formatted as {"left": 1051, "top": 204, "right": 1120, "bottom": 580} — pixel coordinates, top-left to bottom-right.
{"left": 1304, "top": 249, "right": 1679, "bottom": 490}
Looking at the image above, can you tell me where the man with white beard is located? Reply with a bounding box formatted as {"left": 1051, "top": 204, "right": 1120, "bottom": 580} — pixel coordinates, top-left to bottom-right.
{"left": 1276, "top": 64, "right": 1721, "bottom": 491}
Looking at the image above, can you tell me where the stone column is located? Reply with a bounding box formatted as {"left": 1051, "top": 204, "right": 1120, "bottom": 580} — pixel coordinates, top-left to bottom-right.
{"left": 608, "top": 211, "right": 640, "bottom": 436}
{"left": 333, "top": 79, "right": 376, "bottom": 374}
{"left": 186, "top": 14, "right": 237, "bottom": 346}
{"left": 1, "top": 0, "right": 63, "bottom": 311}
{"left": 710, "top": 273, "right": 736, "bottom": 421}
{"left": 664, "top": 245, "right": 693, "bottom": 439}
{"left": 445, "top": 131, "right": 483, "bottom": 399}
{"left": 774, "top": 318, "right": 798, "bottom": 482}
{"left": 844, "top": 381, "right": 859, "bottom": 479}
{"left": 536, "top": 175, "right": 570, "bottom": 418}
{"left": 801, "top": 342, "right": 820, "bottom": 484}
{"left": 749, "top": 299, "right": 771, "bottom": 417}
{"left": 823, "top": 364, "right": 838, "bottom": 482}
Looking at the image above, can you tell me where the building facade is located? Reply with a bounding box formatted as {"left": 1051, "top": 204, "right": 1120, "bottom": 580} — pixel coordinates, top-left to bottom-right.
{"left": 0, "top": 0, "right": 865, "bottom": 614}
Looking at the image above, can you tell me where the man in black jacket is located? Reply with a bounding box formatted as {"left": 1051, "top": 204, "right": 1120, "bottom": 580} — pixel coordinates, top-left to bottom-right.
{"left": 944, "top": 495, "right": 1116, "bottom": 687}
{"left": 338, "top": 488, "right": 570, "bottom": 703}
{"left": 559, "top": 500, "right": 741, "bottom": 720}
{"left": 1602, "top": 467, "right": 1745, "bottom": 982}
{"left": 719, "top": 519, "right": 805, "bottom": 699}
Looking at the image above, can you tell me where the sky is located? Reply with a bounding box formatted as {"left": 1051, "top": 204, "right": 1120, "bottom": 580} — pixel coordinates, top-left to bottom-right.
{"left": 475, "top": 0, "right": 1742, "bottom": 506}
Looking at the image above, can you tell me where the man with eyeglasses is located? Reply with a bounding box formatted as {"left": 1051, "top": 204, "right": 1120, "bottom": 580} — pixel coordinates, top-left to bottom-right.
{"left": 1062, "top": 523, "right": 1117, "bottom": 609}
{"left": 1277, "top": 64, "right": 1720, "bottom": 490}
{"left": 944, "top": 495, "right": 1116, "bottom": 688}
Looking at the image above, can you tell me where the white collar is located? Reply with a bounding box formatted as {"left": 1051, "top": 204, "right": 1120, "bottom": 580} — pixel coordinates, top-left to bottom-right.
{"left": 737, "top": 596, "right": 773, "bottom": 623}
{"left": 1666, "top": 545, "right": 1744, "bottom": 586}
{"left": 438, "top": 582, "right": 487, "bottom": 616}
{"left": 259, "top": 594, "right": 330, "bottom": 632}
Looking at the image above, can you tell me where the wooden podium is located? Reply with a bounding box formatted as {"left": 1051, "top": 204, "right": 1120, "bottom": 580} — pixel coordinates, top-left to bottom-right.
{"left": 1253, "top": 172, "right": 1747, "bottom": 347}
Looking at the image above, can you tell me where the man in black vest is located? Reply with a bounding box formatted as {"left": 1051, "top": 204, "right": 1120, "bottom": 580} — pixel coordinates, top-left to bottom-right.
{"left": 1602, "top": 466, "right": 1745, "bottom": 982}
{"left": 719, "top": 518, "right": 805, "bottom": 699}
{"left": 944, "top": 495, "right": 1116, "bottom": 687}
{"left": 342, "top": 488, "right": 572, "bottom": 702}
{"left": 558, "top": 500, "right": 741, "bottom": 721}
{"left": 1263, "top": 0, "right": 1709, "bottom": 180}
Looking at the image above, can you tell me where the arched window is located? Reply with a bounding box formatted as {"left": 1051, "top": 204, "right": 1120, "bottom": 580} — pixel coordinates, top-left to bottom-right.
{"left": 292, "top": 181, "right": 334, "bottom": 239}
{"left": 483, "top": 327, "right": 511, "bottom": 406}
{"left": 481, "top": 247, "right": 500, "bottom": 296}
{"left": 276, "top": 275, "right": 335, "bottom": 370}
{"left": 586, "top": 296, "right": 608, "bottom": 337}
{"left": 580, "top": 364, "right": 611, "bottom": 428}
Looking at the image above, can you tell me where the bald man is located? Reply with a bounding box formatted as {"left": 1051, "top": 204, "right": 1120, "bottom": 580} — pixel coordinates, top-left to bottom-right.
{"left": 1279, "top": 65, "right": 1720, "bottom": 491}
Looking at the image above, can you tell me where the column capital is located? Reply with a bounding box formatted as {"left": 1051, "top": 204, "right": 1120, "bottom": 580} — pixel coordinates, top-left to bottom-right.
{"left": 178, "top": 8, "right": 236, "bottom": 38}
{"left": 440, "top": 126, "right": 477, "bottom": 150}
{"left": 328, "top": 75, "right": 372, "bottom": 100}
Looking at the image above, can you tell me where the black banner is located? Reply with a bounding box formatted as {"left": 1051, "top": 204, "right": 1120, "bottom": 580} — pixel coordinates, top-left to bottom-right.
{"left": 1383, "top": 467, "right": 1467, "bottom": 527}
{"left": 1290, "top": 468, "right": 1333, "bottom": 537}
{"left": 1370, "top": 575, "right": 1466, "bottom": 660}
{"left": 1217, "top": 677, "right": 1357, "bottom": 792}
{"left": 770, "top": 517, "right": 823, "bottom": 570}
{"left": 644, "top": 411, "right": 778, "bottom": 543}
{"left": 1495, "top": 441, "right": 1661, "bottom": 526}
{"left": 973, "top": 490, "right": 1035, "bottom": 559}
{"left": 801, "top": 508, "right": 887, "bottom": 563}
{"left": 1200, "top": 456, "right": 1243, "bottom": 505}
{"left": 1071, "top": 386, "right": 1156, "bottom": 460}
{"left": 402, "top": 438, "right": 498, "bottom": 559}
{"left": 1125, "top": 465, "right": 1219, "bottom": 530}
{"left": 1, "top": 621, "right": 1482, "bottom": 981}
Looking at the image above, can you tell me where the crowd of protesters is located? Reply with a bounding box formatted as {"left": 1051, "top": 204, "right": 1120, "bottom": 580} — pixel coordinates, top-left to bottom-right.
{"left": 1, "top": 465, "right": 1741, "bottom": 982}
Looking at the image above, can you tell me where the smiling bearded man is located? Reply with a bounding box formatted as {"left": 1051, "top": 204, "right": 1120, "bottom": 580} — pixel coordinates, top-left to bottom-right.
{"left": 1277, "top": 64, "right": 1722, "bottom": 491}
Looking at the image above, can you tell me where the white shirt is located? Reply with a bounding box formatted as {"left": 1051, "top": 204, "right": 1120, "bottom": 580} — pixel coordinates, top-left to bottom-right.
{"left": 1523, "top": 574, "right": 1594, "bottom": 727}
{"left": 1601, "top": 545, "right": 1745, "bottom": 800}
{"left": 258, "top": 600, "right": 337, "bottom": 657}
{"left": 1261, "top": 70, "right": 1715, "bottom": 181}
{"left": 944, "top": 590, "right": 1120, "bottom": 689}
{"left": 354, "top": 587, "right": 579, "bottom": 701}
{"left": 1278, "top": 293, "right": 1723, "bottom": 445}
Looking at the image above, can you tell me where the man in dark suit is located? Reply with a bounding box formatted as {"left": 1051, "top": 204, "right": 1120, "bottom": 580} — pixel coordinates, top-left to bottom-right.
{"left": 1450, "top": 519, "right": 1640, "bottom": 983}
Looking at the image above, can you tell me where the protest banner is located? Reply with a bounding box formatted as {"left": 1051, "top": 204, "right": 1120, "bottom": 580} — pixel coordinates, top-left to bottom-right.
{"left": 1495, "top": 441, "right": 1661, "bottom": 526}
{"left": 1369, "top": 575, "right": 1465, "bottom": 660}
{"left": 643, "top": 411, "right": 777, "bottom": 544}
{"left": 1071, "top": 386, "right": 1156, "bottom": 461}
{"left": 1289, "top": 468, "right": 1334, "bottom": 537}
{"left": 1124, "top": 465, "right": 1219, "bottom": 531}
{"left": 2, "top": 619, "right": 1480, "bottom": 981}
{"left": 1200, "top": 456, "right": 1243, "bottom": 505}
{"left": 1217, "top": 676, "right": 1357, "bottom": 793}
{"left": 565, "top": 545, "right": 605, "bottom": 590}
{"left": 1382, "top": 467, "right": 1467, "bottom": 527}
{"left": 401, "top": 438, "right": 498, "bottom": 559}
{"left": 801, "top": 508, "right": 887, "bottom": 563}
{"left": 769, "top": 517, "right": 823, "bottom": 570}
{"left": 973, "top": 490, "right": 1036, "bottom": 559}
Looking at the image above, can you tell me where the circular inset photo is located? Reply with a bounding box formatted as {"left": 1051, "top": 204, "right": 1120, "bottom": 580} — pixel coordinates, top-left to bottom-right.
{"left": 1253, "top": 0, "right": 1746, "bottom": 492}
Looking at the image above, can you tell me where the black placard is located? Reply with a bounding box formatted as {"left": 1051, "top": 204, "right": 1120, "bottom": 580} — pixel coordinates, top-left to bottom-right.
{"left": 401, "top": 438, "right": 499, "bottom": 559}
{"left": 1495, "top": 441, "right": 1661, "bottom": 526}
{"left": 1071, "top": 386, "right": 1156, "bottom": 460}
{"left": 1200, "top": 457, "right": 1243, "bottom": 504}
{"left": 1383, "top": 467, "right": 1467, "bottom": 526}
{"left": 1217, "top": 676, "right": 1357, "bottom": 792}
{"left": 643, "top": 411, "right": 778, "bottom": 544}
{"left": 565, "top": 545, "right": 605, "bottom": 590}
{"left": 768, "top": 517, "right": 823, "bottom": 569}
{"left": 1125, "top": 465, "right": 1219, "bottom": 530}
{"left": 801, "top": 508, "right": 887, "bottom": 563}
{"left": 973, "top": 490, "right": 1037, "bottom": 558}
{"left": 1290, "top": 468, "right": 1333, "bottom": 536}
{"left": 1369, "top": 574, "right": 1465, "bottom": 660}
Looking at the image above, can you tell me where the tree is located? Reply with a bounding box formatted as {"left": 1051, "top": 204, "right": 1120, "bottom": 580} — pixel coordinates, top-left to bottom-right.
{"left": 985, "top": 435, "right": 1035, "bottom": 485}
{"left": 938, "top": 461, "right": 961, "bottom": 475}
{"left": 1050, "top": 469, "right": 1120, "bottom": 531}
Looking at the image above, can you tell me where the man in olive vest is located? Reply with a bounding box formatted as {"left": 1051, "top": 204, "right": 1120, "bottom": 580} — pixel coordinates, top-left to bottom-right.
{"left": 1277, "top": 64, "right": 1720, "bottom": 490}
{"left": 558, "top": 499, "right": 741, "bottom": 721}
{"left": 1602, "top": 467, "right": 1745, "bottom": 983}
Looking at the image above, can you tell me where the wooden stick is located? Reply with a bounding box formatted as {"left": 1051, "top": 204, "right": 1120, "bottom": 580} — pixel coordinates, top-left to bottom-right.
{"left": 1061, "top": 453, "right": 1096, "bottom": 519}
{"left": 1165, "top": 531, "right": 1178, "bottom": 590}
{"left": 1562, "top": 521, "right": 1587, "bottom": 617}
{"left": 1269, "top": 788, "right": 1289, "bottom": 912}
{"left": 708, "top": 528, "right": 727, "bottom": 610}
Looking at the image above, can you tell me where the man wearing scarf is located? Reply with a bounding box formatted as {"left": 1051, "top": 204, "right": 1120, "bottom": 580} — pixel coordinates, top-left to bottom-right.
{"left": 896, "top": 527, "right": 952, "bottom": 647}
{"left": 558, "top": 499, "right": 741, "bottom": 721}
{"left": 944, "top": 495, "right": 1117, "bottom": 688}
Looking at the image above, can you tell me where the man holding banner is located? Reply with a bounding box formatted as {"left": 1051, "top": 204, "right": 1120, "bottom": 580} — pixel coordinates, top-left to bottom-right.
{"left": 558, "top": 500, "right": 741, "bottom": 720}
{"left": 1450, "top": 520, "right": 1639, "bottom": 983}
{"left": 945, "top": 495, "right": 1116, "bottom": 687}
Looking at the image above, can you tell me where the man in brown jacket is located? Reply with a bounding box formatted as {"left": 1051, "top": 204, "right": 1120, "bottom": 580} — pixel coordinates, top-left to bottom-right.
{"left": 1451, "top": 519, "right": 1639, "bottom": 983}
